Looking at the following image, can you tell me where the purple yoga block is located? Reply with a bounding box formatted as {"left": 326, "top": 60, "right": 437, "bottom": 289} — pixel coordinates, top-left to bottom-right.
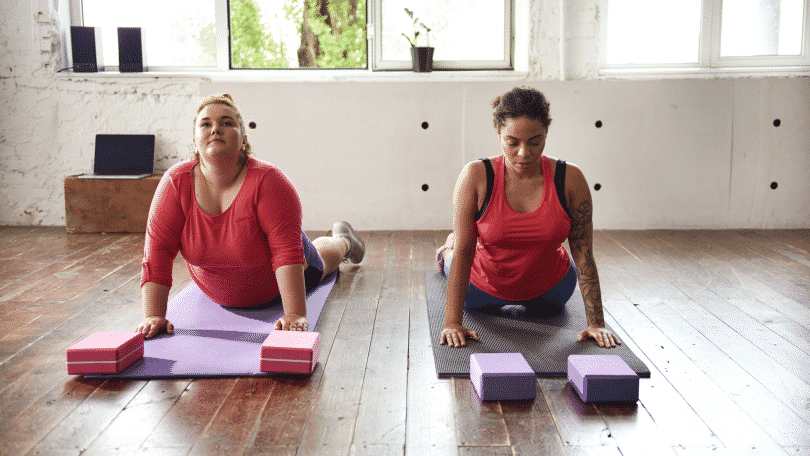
{"left": 567, "top": 355, "right": 639, "bottom": 403}
{"left": 470, "top": 353, "right": 536, "bottom": 401}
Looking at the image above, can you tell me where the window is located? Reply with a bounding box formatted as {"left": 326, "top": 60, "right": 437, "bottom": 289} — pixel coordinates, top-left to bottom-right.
{"left": 603, "top": 0, "right": 703, "bottom": 65}
{"left": 719, "top": 0, "right": 805, "bottom": 57}
{"left": 373, "top": 0, "right": 513, "bottom": 70}
{"left": 231, "top": 0, "right": 367, "bottom": 69}
{"left": 69, "top": 0, "right": 513, "bottom": 71}
{"left": 600, "top": 0, "right": 810, "bottom": 70}
{"left": 77, "top": 0, "right": 217, "bottom": 70}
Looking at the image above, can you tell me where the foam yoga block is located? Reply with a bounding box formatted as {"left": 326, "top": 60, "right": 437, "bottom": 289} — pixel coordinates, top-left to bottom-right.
{"left": 67, "top": 332, "right": 144, "bottom": 375}
{"left": 260, "top": 331, "right": 321, "bottom": 374}
{"left": 470, "top": 353, "right": 536, "bottom": 401}
{"left": 567, "top": 355, "right": 639, "bottom": 403}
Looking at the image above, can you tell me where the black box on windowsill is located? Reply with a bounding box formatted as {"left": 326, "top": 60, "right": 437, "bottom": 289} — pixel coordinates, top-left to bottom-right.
{"left": 118, "top": 27, "right": 145, "bottom": 73}
{"left": 71, "top": 26, "right": 104, "bottom": 72}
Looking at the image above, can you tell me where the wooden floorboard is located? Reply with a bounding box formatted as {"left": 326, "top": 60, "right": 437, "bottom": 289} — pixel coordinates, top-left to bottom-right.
{"left": 246, "top": 236, "right": 360, "bottom": 451}
{"left": 80, "top": 379, "right": 194, "bottom": 455}
{"left": 404, "top": 230, "right": 456, "bottom": 456}
{"left": 598, "top": 310, "right": 728, "bottom": 454}
{"left": 0, "top": 228, "right": 807, "bottom": 456}
{"left": 297, "top": 231, "right": 387, "bottom": 456}
{"left": 606, "top": 298, "right": 787, "bottom": 456}
{"left": 353, "top": 231, "right": 410, "bottom": 446}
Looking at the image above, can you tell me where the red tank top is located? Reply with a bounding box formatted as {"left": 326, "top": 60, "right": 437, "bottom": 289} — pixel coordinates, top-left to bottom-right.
{"left": 469, "top": 155, "right": 572, "bottom": 301}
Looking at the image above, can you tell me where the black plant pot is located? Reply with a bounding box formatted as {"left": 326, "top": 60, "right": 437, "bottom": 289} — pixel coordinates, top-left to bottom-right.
{"left": 411, "top": 46, "right": 434, "bottom": 72}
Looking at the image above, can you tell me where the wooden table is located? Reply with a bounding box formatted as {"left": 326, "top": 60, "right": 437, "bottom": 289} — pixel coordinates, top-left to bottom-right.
{"left": 64, "top": 174, "right": 162, "bottom": 233}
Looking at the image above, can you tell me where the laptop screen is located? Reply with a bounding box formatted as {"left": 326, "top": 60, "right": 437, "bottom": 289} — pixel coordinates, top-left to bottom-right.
{"left": 94, "top": 134, "right": 155, "bottom": 176}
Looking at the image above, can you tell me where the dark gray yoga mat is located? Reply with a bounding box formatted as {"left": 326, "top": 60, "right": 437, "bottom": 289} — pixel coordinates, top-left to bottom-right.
{"left": 426, "top": 271, "right": 650, "bottom": 378}
{"left": 85, "top": 271, "right": 337, "bottom": 379}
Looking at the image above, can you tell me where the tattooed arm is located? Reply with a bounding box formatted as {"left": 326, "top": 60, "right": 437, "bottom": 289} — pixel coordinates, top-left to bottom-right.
{"left": 564, "top": 162, "right": 620, "bottom": 348}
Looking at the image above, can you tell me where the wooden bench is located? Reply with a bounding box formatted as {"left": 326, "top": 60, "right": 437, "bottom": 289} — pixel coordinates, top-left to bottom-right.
{"left": 64, "top": 174, "right": 161, "bottom": 233}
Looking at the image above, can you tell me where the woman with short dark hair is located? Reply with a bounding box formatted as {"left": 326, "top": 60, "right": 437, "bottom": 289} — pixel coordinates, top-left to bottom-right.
{"left": 438, "top": 87, "right": 620, "bottom": 349}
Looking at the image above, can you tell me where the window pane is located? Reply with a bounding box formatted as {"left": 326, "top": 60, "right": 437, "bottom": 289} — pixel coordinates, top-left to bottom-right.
{"left": 232, "top": 0, "right": 367, "bottom": 68}
{"left": 720, "top": 0, "right": 805, "bottom": 56}
{"left": 605, "top": 0, "right": 702, "bottom": 65}
{"left": 380, "top": 0, "right": 506, "bottom": 61}
{"left": 82, "top": 0, "right": 215, "bottom": 67}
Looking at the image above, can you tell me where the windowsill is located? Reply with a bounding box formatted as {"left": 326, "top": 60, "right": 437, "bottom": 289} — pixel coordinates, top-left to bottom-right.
{"left": 55, "top": 66, "right": 810, "bottom": 82}
{"left": 54, "top": 69, "right": 532, "bottom": 83}
{"left": 599, "top": 66, "right": 810, "bottom": 80}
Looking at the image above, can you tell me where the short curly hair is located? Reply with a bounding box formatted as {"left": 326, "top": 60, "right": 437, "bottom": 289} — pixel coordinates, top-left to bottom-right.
{"left": 491, "top": 87, "right": 552, "bottom": 131}
{"left": 192, "top": 93, "right": 252, "bottom": 160}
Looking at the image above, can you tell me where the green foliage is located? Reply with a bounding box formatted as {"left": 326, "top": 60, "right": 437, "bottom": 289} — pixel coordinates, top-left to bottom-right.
{"left": 284, "top": 0, "right": 367, "bottom": 68}
{"left": 402, "top": 8, "right": 431, "bottom": 47}
{"left": 283, "top": 0, "right": 303, "bottom": 30}
{"left": 230, "top": 0, "right": 289, "bottom": 68}
{"left": 307, "top": 0, "right": 367, "bottom": 68}
{"left": 194, "top": 23, "right": 216, "bottom": 66}
{"left": 188, "top": 14, "right": 216, "bottom": 66}
{"left": 230, "top": 0, "right": 365, "bottom": 69}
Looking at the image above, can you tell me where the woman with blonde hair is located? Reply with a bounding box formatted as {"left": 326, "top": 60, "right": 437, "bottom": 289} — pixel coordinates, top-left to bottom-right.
{"left": 137, "top": 94, "right": 364, "bottom": 338}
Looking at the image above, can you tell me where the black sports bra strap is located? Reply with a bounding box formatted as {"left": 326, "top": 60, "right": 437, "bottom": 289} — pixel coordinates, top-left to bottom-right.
{"left": 475, "top": 158, "right": 494, "bottom": 221}
{"left": 555, "top": 160, "right": 571, "bottom": 219}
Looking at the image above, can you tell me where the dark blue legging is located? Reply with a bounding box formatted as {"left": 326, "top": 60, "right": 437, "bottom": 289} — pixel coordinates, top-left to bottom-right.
{"left": 443, "top": 250, "right": 577, "bottom": 318}
{"left": 302, "top": 231, "right": 325, "bottom": 291}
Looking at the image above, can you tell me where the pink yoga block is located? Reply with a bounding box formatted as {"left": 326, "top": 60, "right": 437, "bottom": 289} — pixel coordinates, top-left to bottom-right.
{"left": 470, "top": 353, "right": 536, "bottom": 401}
{"left": 567, "top": 355, "right": 639, "bottom": 403}
{"left": 260, "top": 331, "right": 320, "bottom": 374}
{"left": 66, "top": 332, "right": 144, "bottom": 375}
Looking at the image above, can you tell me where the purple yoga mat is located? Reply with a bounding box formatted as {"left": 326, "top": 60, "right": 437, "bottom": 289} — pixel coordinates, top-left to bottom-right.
{"left": 86, "top": 271, "right": 338, "bottom": 378}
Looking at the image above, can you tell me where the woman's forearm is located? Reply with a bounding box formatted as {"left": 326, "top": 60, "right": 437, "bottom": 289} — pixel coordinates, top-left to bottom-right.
{"left": 572, "top": 249, "right": 605, "bottom": 327}
{"left": 142, "top": 282, "right": 170, "bottom": 319}
{"left": 275, "top": 263, "right": 307, "bottom": 316}
{"left": 445, "top": 247, "right": 474, "bottom": 326}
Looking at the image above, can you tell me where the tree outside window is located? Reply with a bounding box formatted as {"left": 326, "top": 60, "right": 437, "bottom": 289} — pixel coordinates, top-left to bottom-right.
{"left": 230, "top": 0, "right": 367, "bottom": 69}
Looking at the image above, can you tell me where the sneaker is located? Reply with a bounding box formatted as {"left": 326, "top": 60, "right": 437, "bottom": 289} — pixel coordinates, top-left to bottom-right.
{"left": 332, "top": 221, "right": 365, "bottom": 264}
{"left": 436, "top": 232, "right": 454, "bottom": 272}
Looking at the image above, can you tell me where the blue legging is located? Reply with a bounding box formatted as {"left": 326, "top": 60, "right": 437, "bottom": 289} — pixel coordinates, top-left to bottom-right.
{"left": 443, "top": 250, "right": 577, "bottom": 318}
{"left": 302, "top": 231, "right": 325, "bottom": 291}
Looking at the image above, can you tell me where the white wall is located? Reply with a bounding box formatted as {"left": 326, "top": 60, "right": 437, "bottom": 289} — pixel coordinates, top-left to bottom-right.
{"left": 203, "top": 78, "right": 810, "bottom": 230}
{"left": 0, "top": 0, "right": 205, "bottom": 226}
{"left": 1, "top": 0, "right": 808, "bottom": 229}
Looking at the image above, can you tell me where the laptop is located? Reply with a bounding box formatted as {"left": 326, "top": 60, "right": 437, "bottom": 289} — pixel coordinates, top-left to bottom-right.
{"left": 78, "top": 134, "right": 155, "bottom": 179}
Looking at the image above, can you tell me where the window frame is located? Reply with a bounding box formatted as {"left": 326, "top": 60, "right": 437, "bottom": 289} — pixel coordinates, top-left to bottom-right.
{"left": 67, "top": 0, "right": 514, "bottom": 72}
{"left": 598, "top": 0, "right": 810, "bottom": 72}
{"left": 370, "top": 0, "right": 515, "bottom": 71}
{"left": 64, "top": 0, "right": 224, "bottom": 72}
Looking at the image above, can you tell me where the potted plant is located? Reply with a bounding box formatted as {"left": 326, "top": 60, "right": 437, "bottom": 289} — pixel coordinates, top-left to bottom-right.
{"left": 401, "top": 8, "right": 433, "bottom": 72}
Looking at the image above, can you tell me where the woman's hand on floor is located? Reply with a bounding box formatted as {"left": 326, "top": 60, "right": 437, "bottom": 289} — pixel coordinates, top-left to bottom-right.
{"left": 578, "top": 326, "right": 621, "bottom": 348}
{"left": 275, "top": 313, "right": 309, "bottom": 331}
{"left": 440, "top": 323, "right": 479, "bottom": 347}
{"left": 137, "top": 316, "right": 174, "bottom": 339}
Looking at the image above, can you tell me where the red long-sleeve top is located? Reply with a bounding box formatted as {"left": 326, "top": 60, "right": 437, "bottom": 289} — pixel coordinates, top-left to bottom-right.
{"left": 140, "top": 157, "right": 304, "bottom": 307}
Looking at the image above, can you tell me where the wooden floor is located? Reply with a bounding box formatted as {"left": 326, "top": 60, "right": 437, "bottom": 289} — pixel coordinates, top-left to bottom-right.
{"left": 0, "top": 227, "right": 808, "bottom": 456}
